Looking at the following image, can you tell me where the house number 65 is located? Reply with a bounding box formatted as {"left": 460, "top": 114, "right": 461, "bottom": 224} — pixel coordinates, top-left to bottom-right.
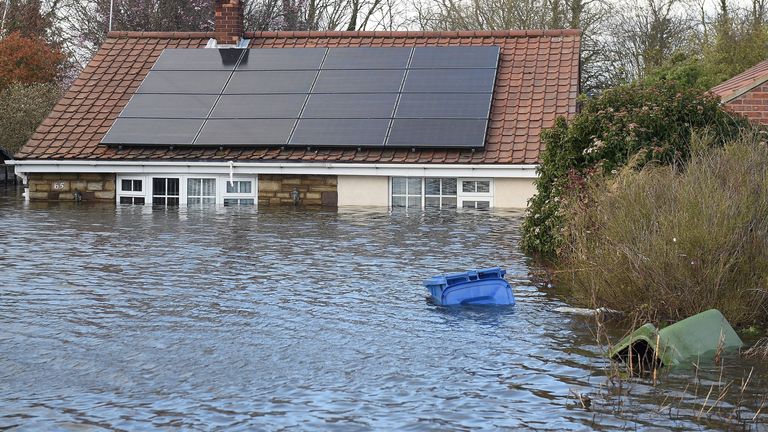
{"left": 53, "top": 181, "right": 65, "bottom": 190}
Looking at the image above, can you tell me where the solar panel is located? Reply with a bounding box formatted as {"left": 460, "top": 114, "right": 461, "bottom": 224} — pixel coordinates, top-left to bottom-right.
{"left": 136, "top": 71, "right": 231, "bottom": 94}
{"left": 211, "top": 94, "right": 306, "bottom": 119}
{"left": 403, "top": 69, "right": 497, "bottom": 93}
{"left": 312, "top": 70, "right": 405, "bottom": 93}
{"left": 101, "top": 118, "right": 204, "bottom": 145}
{"left": 102, "top": 46, "right": 499, "bottom": 148}
{"left": 196, "top": 119, "right": 295, "bottom": 145}
{"left": 387, "top": 119, "right": 489, "bottom": 147}
{"left": 152, "top": 48, "right": 242, "bottom": 70}
{"left": 323, "top": 47, "right": 411, "bottom": 70}
{"left": 395, "top": 93, "right": 492, "bottom": 118}
{"left": 302, "top": 94, "right": 398, "bottom": 119}
{"left": 237, "top": 48, "right": 326, "bottom": 70}
{"left": 290, "top": 119, "right": 390, "bottom": 146}
{"left": 119, "top": 94, "right": 217, "bottom": 119}
{"left": 224, "top": 71, "right": 317, "bottom": 94}
{"left": 409, "top": 46, "right": 499, "bottom": 69}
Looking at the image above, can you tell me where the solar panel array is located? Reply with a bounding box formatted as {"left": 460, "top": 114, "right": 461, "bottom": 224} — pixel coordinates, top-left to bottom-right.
{"left": 101, "top": 46, "right": 500, "bottom": 149}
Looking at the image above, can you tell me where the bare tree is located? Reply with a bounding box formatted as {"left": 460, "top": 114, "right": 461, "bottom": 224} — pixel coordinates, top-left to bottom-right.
{"left": 413, "top": 0, "right": 611, "bottom": 92}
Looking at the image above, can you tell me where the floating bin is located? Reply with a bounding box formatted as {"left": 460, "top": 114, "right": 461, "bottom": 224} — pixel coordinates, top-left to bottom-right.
{"left": 424, "top": 267, "right": 515, "bottom": 306}
{"left": 608, "top": 309, "right": 744, "bottom": 370}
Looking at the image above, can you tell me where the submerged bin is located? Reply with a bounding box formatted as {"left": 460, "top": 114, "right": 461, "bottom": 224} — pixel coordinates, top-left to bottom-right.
{"left": 608, "top": 309, "right": 743, "bottom": 370}
{"left": 424, "top": 267, "right": 515, "bottom": 306}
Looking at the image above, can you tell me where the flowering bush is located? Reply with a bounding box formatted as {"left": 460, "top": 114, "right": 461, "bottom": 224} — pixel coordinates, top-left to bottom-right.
{"left": 520, "top": 81, "right": 747, "bottom": 259}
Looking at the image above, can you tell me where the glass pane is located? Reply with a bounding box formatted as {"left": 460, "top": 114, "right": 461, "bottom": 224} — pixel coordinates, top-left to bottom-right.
{"left": 442, "top": 178, "right": 457, "bottom": 195}
{"left": 476, "top": 181, "right": 490, "bottom": 193}
{"left": 135, "top": 197, "right": 145, "bottom": 205}
{"left": 226, "top": 182, "right": 236, "bottom": 194}
{"left": 167, "top": 179, "right": 180, "bottom": 196}
{"left": 224, "top": 198, "right": 236, "bottom": 206}
{"left": 187, "top": 197, "right": 201, "bottom": 205}
{"left": 476, "top": 200, "right": 490, "bottom": 209}
{"left": 167, "top": 197, "right": 179, "bottom": 206}
{"left": 121, "top": 179, "right": 133, "bottom": 192}
{"left": 202, "top": 197, "right": 216, "bottom": 205}
{"left": 425, "top": 178, "right": 441, "bottom": 196}
{"left": 442, "top": 197, "right": 457, "bottom": 208}
{"left": 119, "top": 196, "right": 132, "bottom": 204}
{"left": 153, "top": 196, "right": 165, "bottom": 205}
{"left": 132, "top": 180, "right": 142, "bottom": 192}
{"left": 203, "top": 179, "right": 216, "bottom": 196}
{"left": 407, "top": 178, "right": 422, "bottom": 195}
{"left": 238, "top": 181, "right": 251, "bottom": 194}
{"left": 462, "top": 200, "right": 475, "bottom": 208}
{"left": 425, "top": 196, "right": 440, "bottom": 208}
{"left": 407, "top": 196, "right": 421, "bottom": 208}
{"left": 391, "top": 196, "right": 406, "bottom": 207}
{"left": 153, "top": 178, "right": 165, "bottom": 195}
{"left": 462, "top": 181, "right": 475, "bottom": 193}
{"left": 391, "top": 177, "right": 406, "bottom": 195}
{"left": 240, "top": 199, "right": 255, "bottom": 205}
{"left": 187, "top": 178, "right": 201, "bottom": 197}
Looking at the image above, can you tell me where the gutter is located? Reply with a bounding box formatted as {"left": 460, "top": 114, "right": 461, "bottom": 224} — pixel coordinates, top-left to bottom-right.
{"left": 9, "top": 160, "right": 540, "bottom": 179}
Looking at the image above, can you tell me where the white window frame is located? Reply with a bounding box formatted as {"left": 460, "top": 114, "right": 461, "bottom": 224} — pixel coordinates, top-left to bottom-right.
{"left": 424, "top": 177, "right": 458, "bottom": 209}
{"left": 186, "top": 177, "right": 218, "bottom": 205}
{"left": 389, "top": 177, "right": 424, "bottom": 209}
{"left": 117, "top": 176, "right": 147, "bottom": 205}
{"left": 220, "top": 177, "right": 257, "bottom": 206}
{"left": 389, "top": 177, "right": 494, "bottom": 209}
{"left": 116, "top": 174, "right": 258, "bottom": 207}
{"left": 458, "top": 178, "right": 493, "bottom": 209}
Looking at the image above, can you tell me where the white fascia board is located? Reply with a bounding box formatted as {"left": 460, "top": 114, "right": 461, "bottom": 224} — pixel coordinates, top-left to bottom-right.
{"left": 12, "top": 160, "right": 539, "bottom": 178}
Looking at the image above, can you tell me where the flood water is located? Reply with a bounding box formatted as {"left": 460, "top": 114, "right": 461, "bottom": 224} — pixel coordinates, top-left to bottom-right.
{"left": 0, "top": 184, "right": 766, "bottom": 431}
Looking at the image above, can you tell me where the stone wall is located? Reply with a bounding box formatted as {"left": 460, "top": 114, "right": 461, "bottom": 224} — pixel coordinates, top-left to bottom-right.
{"left": 28, "top": 173, "right": 115, "bottom": 201}
{"left": 258, "top": 175, "right": 337, "bottom": 207}
{"left": 724, "top": 83, "right": 768, "bottom": 125}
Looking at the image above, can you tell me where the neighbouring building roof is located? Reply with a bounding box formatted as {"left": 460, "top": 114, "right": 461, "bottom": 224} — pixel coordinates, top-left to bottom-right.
{"left": 16, "top": 30, "right": 581, "bottom": 164}
{"left": 710, "top": 59, "right": 768, "bottom": 103}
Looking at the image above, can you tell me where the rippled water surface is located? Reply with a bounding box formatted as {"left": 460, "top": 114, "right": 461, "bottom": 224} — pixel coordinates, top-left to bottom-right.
{"left": 1, "top": 184, "right": 766, "bottom": 431}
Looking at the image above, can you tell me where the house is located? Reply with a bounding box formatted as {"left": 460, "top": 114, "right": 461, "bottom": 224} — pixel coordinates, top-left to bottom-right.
{"left": 711, "top": 60, "right": 768, "bottom": 125}
{"left": 10, "top": 0, "right": 580, "bottom": 209}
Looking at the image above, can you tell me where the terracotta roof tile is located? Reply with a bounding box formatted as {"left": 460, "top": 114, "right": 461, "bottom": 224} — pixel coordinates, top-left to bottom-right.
{"left": 18, "top": 29, "right": 580, "bottom": 164}
{"left": 711, "top": 60, "right": 768, "bottom": 102}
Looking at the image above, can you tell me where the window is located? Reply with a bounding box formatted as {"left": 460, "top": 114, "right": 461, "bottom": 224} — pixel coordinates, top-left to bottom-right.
{"left": 118, "top": 178, "right": 145, "bottom": 205}
{"left": 121, "top": 179, "right": 142, "bottom": 192}
{"left": 187, "top": 178, "right": 216, "bottom": 205}
{"left": 119, "top": 196, "right": 145, "bottom": 205}
{"left": 391, "top": 177, "right": 422, "bottom": 208}
{"left": 223, "top": 179, "right": 256, "bottom": 206}
{"left": 425, "top": 178, "right": 457, "bottom": 209}
{"left": 391, "top": 177, "right": 494, "bottom": 209}
{"left": 462, "top": 180, "right": 490, "bottom": 193}
{"left": 462, "top": 200, "right": 490, "bottom": 209}
{"left": 152, "top": 178, "right": 180, "bottom": 206}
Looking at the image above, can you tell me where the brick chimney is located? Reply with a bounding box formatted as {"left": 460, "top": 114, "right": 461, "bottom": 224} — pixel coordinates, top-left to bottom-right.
{"left": 214, "top": 0, "right": 244, "bottom": 45}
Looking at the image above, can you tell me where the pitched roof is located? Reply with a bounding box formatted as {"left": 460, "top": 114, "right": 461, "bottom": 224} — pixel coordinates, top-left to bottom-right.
{"left": 16, "top": 29, "right": 581, "bottom": 164}
{"left": 710, "top": 59, "right": 768, "bottom": 102}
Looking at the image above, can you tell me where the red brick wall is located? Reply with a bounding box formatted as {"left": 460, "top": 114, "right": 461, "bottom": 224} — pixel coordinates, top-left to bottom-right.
{"left": 723, "top": 83, "right": 768, "bottom": 125}
{"left": 214, "top": 0, "right": 243, "bottom": 45}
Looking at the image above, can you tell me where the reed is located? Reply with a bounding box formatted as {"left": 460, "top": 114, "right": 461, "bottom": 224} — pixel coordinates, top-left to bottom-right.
{"left": 555, "top": 130, "right": 768, "bottom": 328}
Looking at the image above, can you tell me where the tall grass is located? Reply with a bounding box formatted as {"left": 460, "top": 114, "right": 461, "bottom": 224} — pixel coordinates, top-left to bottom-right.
{"left": 556, "top": 131, "right": 768, "bottom": 328}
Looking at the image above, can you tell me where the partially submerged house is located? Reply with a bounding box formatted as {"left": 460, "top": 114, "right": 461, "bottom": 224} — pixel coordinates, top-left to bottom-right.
{"left": 711, "top": 60, "right": 768, "bottom": 125}
{"left": 10, "top": 0, "right": 580, "bottom": 208}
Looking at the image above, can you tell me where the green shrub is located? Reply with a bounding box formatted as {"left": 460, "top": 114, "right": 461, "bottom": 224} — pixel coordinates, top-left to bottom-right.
{"left": 0, "top": 82, "right": 62, "bottom": 155}
{"left": 556, "top": 131, "right": 768, "bottom": 328}
{"left": 520, "top": 81, "right": 746, "bottom": 259}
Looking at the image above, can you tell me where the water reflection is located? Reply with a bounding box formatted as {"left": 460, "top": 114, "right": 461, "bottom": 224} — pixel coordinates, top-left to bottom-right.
{"left": 0, "top": 186, "right": 765, "bottom": 430}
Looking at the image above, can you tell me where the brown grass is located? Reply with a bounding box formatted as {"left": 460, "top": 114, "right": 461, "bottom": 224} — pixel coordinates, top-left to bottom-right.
{"left": 555, "top": 130, "right": 768, "bottom": 328}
